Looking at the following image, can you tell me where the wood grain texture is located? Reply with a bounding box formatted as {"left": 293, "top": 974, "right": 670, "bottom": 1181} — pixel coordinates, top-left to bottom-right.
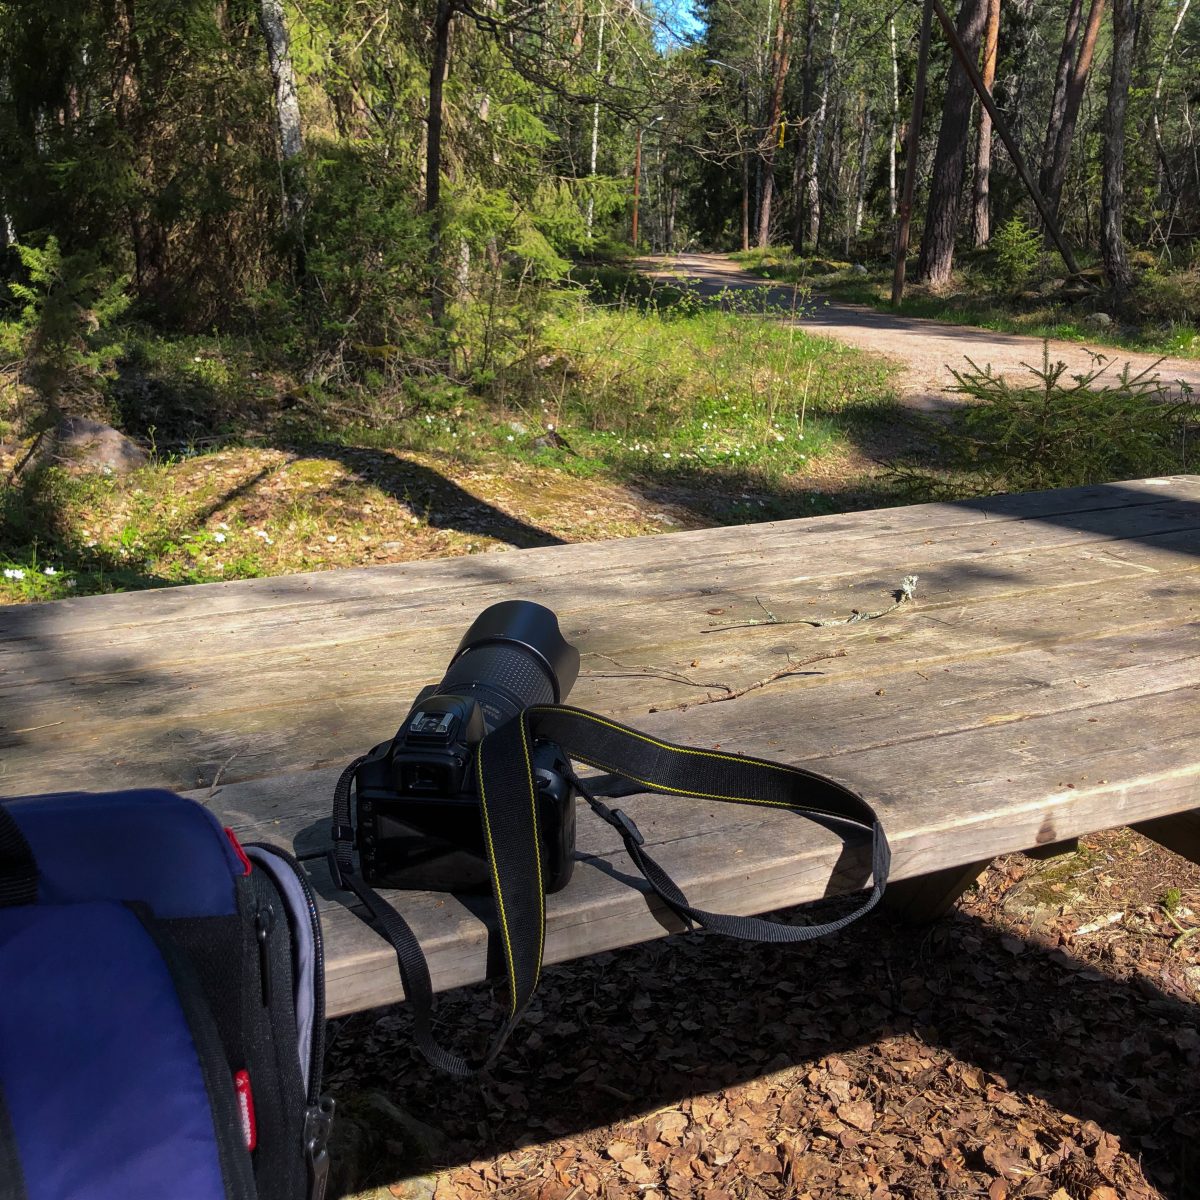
{"left": 3, "top": 476, "right": 1198, "bottom": 1015}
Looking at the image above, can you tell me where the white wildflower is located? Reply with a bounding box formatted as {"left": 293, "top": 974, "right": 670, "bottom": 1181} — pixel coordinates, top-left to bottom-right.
{"left": 326, "top": 535, "right": 337, "bottom": 543}
{"left": 252, "top": 529, "right": 273, "bottom": 545}
{"left": 3, "top": 568, "right": 25, "bottom": 581}
{"left": 43, "top": 566, "right": 57, "bottom": 576}
{"left": 213, "top": 532, "right": 226, "bottom": 544}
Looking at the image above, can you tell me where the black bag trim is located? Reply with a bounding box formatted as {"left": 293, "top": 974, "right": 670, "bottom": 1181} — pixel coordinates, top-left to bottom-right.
{"left": 0, "top": 807, "right": 37, "bottom": 910}
{"left": 0, "top": 1080, "right": 28, "bottom": 1200}
{"left": 331, "top": 704, "right": 890, "bottom": 1077}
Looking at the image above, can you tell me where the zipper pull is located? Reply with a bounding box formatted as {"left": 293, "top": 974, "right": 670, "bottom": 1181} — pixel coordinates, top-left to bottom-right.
{"left": 255, "top": 904, "right": 275, "bottom": 1007}
{"left": 304, "top": 1097, "right": 336, "bottom": 1200}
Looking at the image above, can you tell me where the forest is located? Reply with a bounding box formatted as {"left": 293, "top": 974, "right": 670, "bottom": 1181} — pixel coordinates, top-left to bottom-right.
{"left": 0, "top": 0, "right": 1198, "bottom": 599}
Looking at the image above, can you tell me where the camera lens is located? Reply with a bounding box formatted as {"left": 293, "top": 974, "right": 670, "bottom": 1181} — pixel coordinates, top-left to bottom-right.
{"left": 437, "top": 600, "right": 580, "bottom": 732}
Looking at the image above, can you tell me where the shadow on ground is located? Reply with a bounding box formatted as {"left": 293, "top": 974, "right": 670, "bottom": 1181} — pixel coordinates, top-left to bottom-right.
{"left": 324, "top": 902, "right": 1199, "bottom": 1199}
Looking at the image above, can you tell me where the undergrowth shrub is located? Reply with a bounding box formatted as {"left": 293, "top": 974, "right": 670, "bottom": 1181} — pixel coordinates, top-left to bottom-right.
{"left": 991, "top": 217, "right": 1044, "bottom": 293}
{"left": 2, "top": 237, "right": 130, "bottom": 440}
{"left": 940, "top": 344, "right": 1195, "bottom": 491}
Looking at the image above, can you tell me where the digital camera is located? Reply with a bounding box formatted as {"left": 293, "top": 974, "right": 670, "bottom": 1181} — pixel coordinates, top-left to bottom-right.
{"left": 353, "top": 601, "right": 580, "bottom": 893}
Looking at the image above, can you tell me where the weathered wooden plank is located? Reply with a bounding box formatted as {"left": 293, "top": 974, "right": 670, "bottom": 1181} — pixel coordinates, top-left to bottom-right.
{"left": 5, "top": 554, "right": 1192, "bottom": 743}
{"left": 205, "top": 678, "right": 1199, "bottom": 1015}
{"left": 1, "top": 567, "right": 1195, "bottom": 796}
{"left": 4, "top": 550, "right": 1194, "bottom": 770}
{"left": 4, "top": 507, "right": 1197, "bottom": 701}
{"left": 2, "top": 478, "right": 1195, "bottom": 658}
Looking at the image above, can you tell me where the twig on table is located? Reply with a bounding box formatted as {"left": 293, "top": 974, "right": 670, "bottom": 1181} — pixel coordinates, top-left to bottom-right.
{"left": 810, "top": 574, "right": 919, "bottom": 626}
{"left": 583, "top": 653, "right": 733, "bottom": 695}
{"left": 207, "top": 751, "right": 240, "bottom": 798}
{"left": 704, "top": 575, "right": 919, "bottom": 634}
{"left": 676, "top": 649, "right": 847, "bottom": 709}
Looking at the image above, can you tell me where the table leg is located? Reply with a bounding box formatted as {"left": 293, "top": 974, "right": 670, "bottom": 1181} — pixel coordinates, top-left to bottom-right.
{"left": 883, "top": 859, "right": 993, "bottom": 924}
{"left": 1131, "top": 809, "right": 1200, "bottom": 865}
{"left": 1024, "top": 838, "right": 1079, "bottom": 861}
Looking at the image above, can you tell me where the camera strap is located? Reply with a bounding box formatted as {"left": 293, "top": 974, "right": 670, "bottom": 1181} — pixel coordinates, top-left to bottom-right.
{"left": 329, "top": 704, "right": 889, "bottom": 1077}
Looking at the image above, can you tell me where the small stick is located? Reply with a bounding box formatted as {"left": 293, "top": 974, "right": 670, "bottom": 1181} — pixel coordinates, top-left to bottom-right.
{"left": 583, "top": 653, "right": 732, "bottom": 694}
{"left": 207, "top": 751, "right": 240, "bottom": 798}
{"left": 705, "top": 576, "right": 918, "bottom": 634}
{"left": 680, "top": 649, "right": 847, "bottom": 708}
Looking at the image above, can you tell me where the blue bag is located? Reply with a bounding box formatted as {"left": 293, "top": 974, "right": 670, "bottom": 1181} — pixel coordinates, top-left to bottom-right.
{"left": 0, "top": 790, "right": 333, "bottom": 1200}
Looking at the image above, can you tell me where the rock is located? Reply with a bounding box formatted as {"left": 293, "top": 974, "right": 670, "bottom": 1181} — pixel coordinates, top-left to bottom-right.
{"left": 534, "top": 352, "right": 579, "bottom": 378}
{"left": 851, "top": 263, "right": 868, "bottom": 275}
{"left": 1085, "top": 312, "right": 1113, "bottom": 328}
{"left": 46, "top": 417, "right": 147, "bottom": 475}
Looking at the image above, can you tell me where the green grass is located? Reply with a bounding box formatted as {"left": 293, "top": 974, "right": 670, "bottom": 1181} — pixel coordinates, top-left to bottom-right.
{"left": 524, "top": 301, "right": 893, "bottom": 482}
{"left": 731, "top": 246, "right": 1200, "bottom": 360}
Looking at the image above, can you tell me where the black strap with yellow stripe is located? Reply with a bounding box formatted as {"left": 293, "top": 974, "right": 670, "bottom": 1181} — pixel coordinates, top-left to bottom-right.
{"left": 330, "top": 704, "right": 889, "bottom": 1077}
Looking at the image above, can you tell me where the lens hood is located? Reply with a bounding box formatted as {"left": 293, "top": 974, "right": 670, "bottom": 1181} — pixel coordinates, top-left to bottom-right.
{"left": 451, "top": 600, "right": 580, "bottom": 702}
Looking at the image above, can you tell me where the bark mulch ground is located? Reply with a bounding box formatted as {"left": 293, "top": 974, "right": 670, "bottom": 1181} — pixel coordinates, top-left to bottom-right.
{"left": 328, "top": 826, "right": 1200, "bottom": 1200}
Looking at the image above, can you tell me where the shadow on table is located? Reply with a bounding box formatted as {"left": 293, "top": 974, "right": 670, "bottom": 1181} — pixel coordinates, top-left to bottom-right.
{"left": 324, "top": 905, "right": 1199, "bottom": 1200}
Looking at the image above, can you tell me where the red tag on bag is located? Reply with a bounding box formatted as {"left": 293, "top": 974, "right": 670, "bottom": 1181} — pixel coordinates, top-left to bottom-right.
{"left": 234, "top": 1070, "right": 257, "bottom": 1150}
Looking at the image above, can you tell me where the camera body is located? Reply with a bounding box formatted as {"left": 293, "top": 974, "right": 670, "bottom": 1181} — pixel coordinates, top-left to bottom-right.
{"left": 354, "top": 602, "right": 580, "bottom": 894}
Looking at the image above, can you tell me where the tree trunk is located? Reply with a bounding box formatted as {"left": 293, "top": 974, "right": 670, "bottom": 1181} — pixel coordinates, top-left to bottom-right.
{"left": 1102, "top": 0, "right": 1136, "bottom": 294}
{"left": 971, "top": 0, "right": 1000, "bottom": 246}
{"left": 1038, "top": 0, "right": 1083, "bottom": 199}
{"left": 888, "top": 17, "right": 899, "bottom": 220}
{"left": 915, "top": 0, "right": 989, "bottom": 287}
{"left": 259, "top": 0, "right": 306, "bottom": 276}
{"left": 259, "top": 0, "right": 304, "bottom": 165}
{"left": 114, "top": 0, "right": 165, "bottom": 298}
{"left": 1043, "top": 0, "right": 1105, "bottom": 221}
{"left": 426, "top": 0, "right": 454, "bottom": 323}
{"left": 805, "top": 0, "right": 842, "bottom": 249}
{"left": 792, "top": 0, "right": 818, "bottom": 252}
{"left": 853, "top": 99, "right": 872, "bottom": 239}
{"left": 757, "top": 0, "right": 793, "bottom": 248}
{"left": 1152, "top": 0, "right": 1191, "bottom": 201}
{"left": 585, "top": 3, "right": 605, "bottom": 238}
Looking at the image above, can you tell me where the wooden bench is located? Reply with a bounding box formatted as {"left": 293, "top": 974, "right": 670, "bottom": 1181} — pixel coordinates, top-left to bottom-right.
{"left": 2, "top": 476, "right": 1198, "bottom": 1018}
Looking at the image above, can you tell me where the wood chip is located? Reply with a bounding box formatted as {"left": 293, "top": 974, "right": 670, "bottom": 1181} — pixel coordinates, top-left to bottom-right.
{"left": 837, "top": 1100, "right": 875, "bottom": 1132}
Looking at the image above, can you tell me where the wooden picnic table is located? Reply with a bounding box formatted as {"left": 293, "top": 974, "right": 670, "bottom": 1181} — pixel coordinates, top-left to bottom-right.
{"left": 2, "top": 476, "right": 1198, "bottom": 1017}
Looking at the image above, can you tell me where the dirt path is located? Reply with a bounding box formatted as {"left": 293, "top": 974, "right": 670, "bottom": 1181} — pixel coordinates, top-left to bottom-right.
{"left": 641, "top": 252, "right": 1200, "bottom": 412}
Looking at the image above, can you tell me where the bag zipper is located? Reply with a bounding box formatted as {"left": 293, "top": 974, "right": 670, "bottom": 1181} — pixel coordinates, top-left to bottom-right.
{"left": 243, "top": 843, "right": 333, "bottom": 1199}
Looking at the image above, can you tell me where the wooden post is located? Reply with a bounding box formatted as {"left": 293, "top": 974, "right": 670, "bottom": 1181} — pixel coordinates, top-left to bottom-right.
{"left": 891, "top": 0, "right": 934, "bottom": 306}
{"left": 884, "top": 859, "right": 993, "bottom": 924}
{"left": 929, "top": 0, "right": 1080, "bottom": 277}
